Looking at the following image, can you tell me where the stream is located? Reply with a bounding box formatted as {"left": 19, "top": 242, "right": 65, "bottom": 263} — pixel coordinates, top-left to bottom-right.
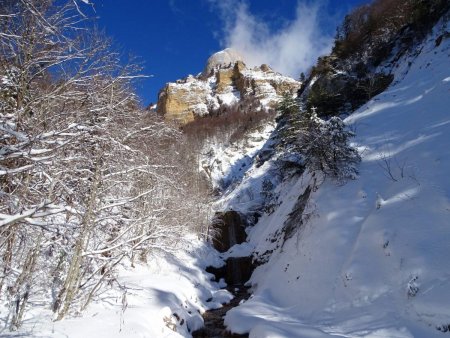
{"left": 192, "top": 285, "right": 250, "bottom": 338}
{"left": 193, "top": 211, "right": 254, "bottom": 338}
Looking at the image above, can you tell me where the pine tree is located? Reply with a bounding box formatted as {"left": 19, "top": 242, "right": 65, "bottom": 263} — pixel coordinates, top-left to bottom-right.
{"left": 276, "top": 92, "right": 301, "bottom": 151}
{"left": 276, "top": 94, "right": 360, "bottom": 182}
{"left": 299, "top": 72, "right": 306, "bottom": 82}
{"left": 301, "top": 114, "right": 360, "bottom": 182}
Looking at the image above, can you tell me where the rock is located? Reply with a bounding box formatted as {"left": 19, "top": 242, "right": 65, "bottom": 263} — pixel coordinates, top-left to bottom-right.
{"left": 156, "top": 79, "right": 211, "bottom": 125}
{"left": 260, "top": 64, "right": 272, "bottom": 72}
{"left": 234, "top": 60, "right": 246, "bottom": 73}
{"left": 156, "top": 49, "right": 300, "bottom": 125}
{"left": 208, "top": 211, "right": 255, "bottom": 286}
{"left": 215, "top": 68, "right": 234, "bottom": 93}
{"left": 211, "top": 211, "right": 247, "bottom": 253}
{"left": 202, "top": 48, "right": 244, "bottom": 77}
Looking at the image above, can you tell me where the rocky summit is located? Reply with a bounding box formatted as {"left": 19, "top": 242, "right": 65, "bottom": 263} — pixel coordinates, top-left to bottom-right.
{"left": 156, "top": 48, "right": 300, "bottom": 125}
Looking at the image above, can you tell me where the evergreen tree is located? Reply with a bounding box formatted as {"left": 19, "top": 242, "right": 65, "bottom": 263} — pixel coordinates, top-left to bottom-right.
{"left": 276, "top": 92, "right": 301, "bottom": 150}
{"left": 301, "top": 113, "right": 360, "bottom": 182}
{"left": 276, "top": 95, "right": 360, "bottom": 182}
{"left": 299, "top": 72, "right": 306, "bottom": 82}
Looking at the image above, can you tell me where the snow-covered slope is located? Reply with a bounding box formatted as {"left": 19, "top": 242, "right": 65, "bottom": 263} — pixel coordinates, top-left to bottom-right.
{"left": 200, "top": 122, "right": 276, "bottom": 191}
{"left": 222, "top": 19, "right": 450, "bottom": 337}
{"left": 0, "top": 235, "right": 229, "bottom": 337}
{"left": 3, "top": 13, "right": 447, "bottom": 338}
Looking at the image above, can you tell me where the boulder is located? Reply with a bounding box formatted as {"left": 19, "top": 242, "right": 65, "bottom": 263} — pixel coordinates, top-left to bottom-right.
{"left": 260, "top": 64, "right": 272, "bottom": 72}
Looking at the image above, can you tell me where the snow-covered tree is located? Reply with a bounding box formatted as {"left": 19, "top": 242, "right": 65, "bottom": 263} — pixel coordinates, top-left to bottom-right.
{"left": 300, "top": 112, "right": 360, "bottom": 182}
{"left": 276, "top": 92, "right": 360, "bottom": 182}
{"left": 0, "top": 0, "right": 212, "bottom": 329}
{"left": 276, "top": 92, "right": 301, "bottom": 151}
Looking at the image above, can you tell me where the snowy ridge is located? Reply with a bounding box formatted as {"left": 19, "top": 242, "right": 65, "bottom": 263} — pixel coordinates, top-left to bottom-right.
{"left": 221, "top": 18, "right": 450, "bottom": 337}
{"left": 169, "top": 67, "right": 298, "bottom": 113}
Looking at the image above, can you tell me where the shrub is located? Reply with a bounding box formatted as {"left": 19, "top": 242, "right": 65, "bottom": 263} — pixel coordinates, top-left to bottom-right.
{"left": 277, "top": 95, "right": 360, "bottom": 182}
{"left": 300, "top": 113, "right": 360, "bottom": 182}
{"left": 182, "top": 106, "right": 275, "bottom": 146}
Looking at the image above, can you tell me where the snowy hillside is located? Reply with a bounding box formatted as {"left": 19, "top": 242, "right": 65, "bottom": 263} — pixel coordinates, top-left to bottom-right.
{"left": 2, "top": 2, "right": 449, "bottom": 338}
{"left": 200, "top": 122, "right": 276, "bottom": 191}
{"left": 221, "top": 18, "right": 450, "bottom": 338}
{"left": 0, "top": 235, "right": 230, "bottom": 337}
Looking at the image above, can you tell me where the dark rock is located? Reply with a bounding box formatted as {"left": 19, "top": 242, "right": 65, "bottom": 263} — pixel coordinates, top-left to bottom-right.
{"left": 192, "top": 286, "right": 251, "bottom": 338}
{"left": 211, "top": 211, "right": 247, "bottom": 253}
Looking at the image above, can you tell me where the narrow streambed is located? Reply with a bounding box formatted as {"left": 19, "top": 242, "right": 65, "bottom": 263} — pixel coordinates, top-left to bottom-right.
{"left": 193, "top": 285, "right": 250, "bottom": 338}
{"left": 193, "top": 211, "right": 254, "bottom": 337}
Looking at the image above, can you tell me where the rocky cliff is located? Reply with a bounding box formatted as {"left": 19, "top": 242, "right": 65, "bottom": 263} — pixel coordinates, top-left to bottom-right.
{"left": 156, "top": 48, "right": 300, "bottom": 125}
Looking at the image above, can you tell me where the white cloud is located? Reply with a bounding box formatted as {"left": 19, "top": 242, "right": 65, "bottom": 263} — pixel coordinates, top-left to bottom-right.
{"left": 211, "top": 1, "right": 334, "bottom": 78}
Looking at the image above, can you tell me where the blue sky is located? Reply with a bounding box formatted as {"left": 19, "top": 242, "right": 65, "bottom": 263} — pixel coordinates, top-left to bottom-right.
{"left": 86, "top": 0, "right": 368, "bottom": 106}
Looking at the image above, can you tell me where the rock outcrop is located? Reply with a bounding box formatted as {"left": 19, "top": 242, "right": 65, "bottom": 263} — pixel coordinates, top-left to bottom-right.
{"left": 203, "top": 47, "right": 244, "bottom": 77}
{"left": 156, "top": 75, "right": 212, "bottom": 125}
{"left": 156, "top": 49, "right": 300, "bottom": 125}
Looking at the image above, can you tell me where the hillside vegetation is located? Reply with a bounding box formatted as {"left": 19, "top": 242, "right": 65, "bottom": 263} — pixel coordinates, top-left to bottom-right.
{"left": 300, "top": 0, "right": 449, "bottom": 117}
{"left": 0, "top": 0, "right": 210, "bottom": 329}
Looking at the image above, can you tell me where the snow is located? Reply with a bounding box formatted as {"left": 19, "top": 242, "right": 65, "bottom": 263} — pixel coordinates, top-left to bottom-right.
{"left": 3, "top": 13, "right": 448, "bottom": 338}
{"left": 217, "top": 90, "right": 240, "bottom": 106}
{"left": 0, "top": 235, "right": 230, "bottom": 337}
{"left": 203, "top": 48, "right": 244, "bottom": 76}
{"left": 242, "top": 67, "right": 298, "bottom": 85}
{"left": 222, "top": 241, "right": 254, "bottom": 259}
{"left": 223, "top": 19, "right": 450, "bottom": 337}
{"left": 201, "top": 122, "right": 275, "bottom": 191}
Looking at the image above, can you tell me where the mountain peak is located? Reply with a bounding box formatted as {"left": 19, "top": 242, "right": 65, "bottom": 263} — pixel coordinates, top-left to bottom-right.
{"left": 203, "top": 48, "right": 244, "bottom": 77}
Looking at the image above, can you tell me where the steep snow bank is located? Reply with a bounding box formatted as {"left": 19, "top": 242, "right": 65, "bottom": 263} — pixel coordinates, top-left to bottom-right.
{"left": 224, "top": 19, "right": 450, "bottom": 337}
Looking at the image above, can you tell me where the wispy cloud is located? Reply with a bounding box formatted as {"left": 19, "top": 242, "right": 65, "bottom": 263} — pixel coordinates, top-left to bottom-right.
{"left": 210, "top": 0, "right": 334, "bottom": 78}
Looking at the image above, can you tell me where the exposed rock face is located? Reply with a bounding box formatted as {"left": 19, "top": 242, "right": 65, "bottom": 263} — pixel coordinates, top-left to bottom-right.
{"left": 215, "top": 68, "right": 234, "bottom": 93}
{"left": 211, "top": 211, "right": 247, "bottom": 253}
{"left": 156, "top": 49, "right": 300, "bottom": 125}
{"left": 208, "top": 211, "right": 255, "bottom": 286}
{"left": 156, "top": 75, "right": 212, "bottom": 125}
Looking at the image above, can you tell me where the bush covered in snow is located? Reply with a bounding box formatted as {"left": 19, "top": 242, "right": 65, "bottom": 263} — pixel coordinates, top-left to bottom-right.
{"left": 277, "top": 94, "right": 360, "bottom": 182}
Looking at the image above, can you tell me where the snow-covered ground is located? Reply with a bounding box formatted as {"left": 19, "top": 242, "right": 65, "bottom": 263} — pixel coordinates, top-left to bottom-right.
{"left": 223, "top": 19, "right": 450, "bottom": 338}
{"left": 0, "top": 235, "right": 230, "bottom": 337}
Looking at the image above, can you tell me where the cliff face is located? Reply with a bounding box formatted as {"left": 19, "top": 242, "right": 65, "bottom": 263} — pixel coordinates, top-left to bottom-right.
{"left": 156, "top": 48, "right": 300, "bottom": 125}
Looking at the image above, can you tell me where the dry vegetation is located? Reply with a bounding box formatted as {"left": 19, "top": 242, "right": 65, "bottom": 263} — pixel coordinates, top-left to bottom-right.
{"left": 182, "top": 107, "right": 276, "bottom": 146}
{"left": 302, "top": 0, "right": 449, "bottom": 118}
